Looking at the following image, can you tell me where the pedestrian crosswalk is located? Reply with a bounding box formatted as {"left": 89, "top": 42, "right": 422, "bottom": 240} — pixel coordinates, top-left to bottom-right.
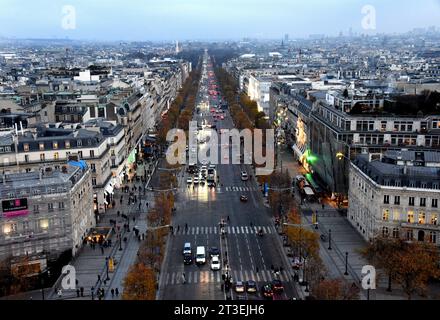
{"left": 223, "top": 186, "right": 259, "bottom": 192}
{"left": 184, "top": 186, "right": 260, "bottom": 193}
{"left": 175, "top": 225, "right": 275, "bottom": 236}
{"left": 164, "top": 269, "right": 292, "bottom": 286}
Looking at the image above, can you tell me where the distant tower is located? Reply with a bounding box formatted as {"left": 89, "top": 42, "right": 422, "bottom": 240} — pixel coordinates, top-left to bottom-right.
{"left": 175, "top": 41, "right": 181, "bottom": 54}
{"left": 284, "top": 33, "right": 289, "bottom": 43}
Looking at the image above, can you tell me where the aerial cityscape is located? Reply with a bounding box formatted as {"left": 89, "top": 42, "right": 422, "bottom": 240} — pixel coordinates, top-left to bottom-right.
{"left": 0, "top": 0, "right": 440, "bottom": 306}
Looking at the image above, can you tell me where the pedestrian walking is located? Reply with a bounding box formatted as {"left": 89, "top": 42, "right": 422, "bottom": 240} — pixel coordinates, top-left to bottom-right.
{"left": 146, "top": 202, "right": 149, "bottom": 208}
{"left": 76, "top": 288, "right": 80, "bottom": 298}
{"left": 177, "top": 225, "right": 180, "bottom": 233}
{"left": 101, "top": 246, "right": 104, "bottom": 255}
{"left": 115, "top": 288, "right": 119, "bottom": 297}
{"left": 271, "top": 264, "right": 274, "bottom": 271}
{"left": 97, "top": 274, "right": 101, "bottom": 283}
{"left": 111, "top": 288, "right": 115, "bottom": 298}
{"left": 256, "top": 266, "right": 259, "bottom": 273}
{"left": 322, "top": 203, "right": 325, "bottom": 210}
{"left": 80, "top": 287, "right": 84, "bottom": 297}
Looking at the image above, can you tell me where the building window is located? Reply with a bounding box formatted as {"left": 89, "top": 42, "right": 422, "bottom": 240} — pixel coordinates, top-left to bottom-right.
{"left": 432, "top": 199, "right": 438, "bottom": 208}
{"left": 39, "top": 143, "right": 45, "bottom": 151}
{"left": 429, "top": 232, "right": 437, "bottom": 244}
{"left": 409, "top": 197, "right": 415, "bottom": 206}
{"left": 407, "top": 211, "right": 415, "bottom": 223}
{"left": 384, "top": 195, "right": 390, "bottom": 204}
{"left": 420, "top": 198, "right": 426, "bottom": 207}
{"left": 90, "top": 150, "right": 95, "bottom": 158}
{"left": 65, "top": 141, "right": 71, "bottom": 149}
{"left": 91, "top": 164, "right": 96, "bottom": 173}
{"left": 24, "top": 144, "right": 29, "bottom": 152}
{"left": 59, "top": 202, "right": 65, "bottom": 210}
{"left": 382, "top": 227, "right": 389, "bottom": 237}
{"left": 3, "top": 223, "right": 17, "bottom": 235}
{"left": 78, "top": 151, "right": 83, "bottom": 159}
{"left": 418, "top": 212, "right": 426, "bottom": 224}
{"left": 406, "top": 229, "right": 414, "bottom": 241}
{"left": 392, "top": 228, "right": 399, "bottom": 239}
{"left": 25, "top": 155, "right": 29, "bottom": 163}
{"left": 48, "top": 203, "right": 54, "bottom": 212}
{"left": 33, "top": 205, "right": 39, "bottom": 213}
{"left": 92, "top": 178, "right": 97, "bottom": 186}
{"left": 40, "top": 219, "right": 49, "bottom": 230}
{"left": 393, "top": 210, "right": 400, "bottom": 221}
{"left": 383, "top": 209, "right": 390, "bottom": 221}
{"left": 54, "top": 152, "right": 59, "bottom": 160}
{"left": 77, "top": 140, "right": 82, "bottom": 147}
{"left": 432, "top": 214, "right": 438, "bottom": 225}
{"left": 394, "top": 196, "right": 400, "bottom": 205}
{"left": 53, "top": 142, "right": 58, "bottom": 150}
{"left": 40, "top": 154, "right": 45, "bottom": 162}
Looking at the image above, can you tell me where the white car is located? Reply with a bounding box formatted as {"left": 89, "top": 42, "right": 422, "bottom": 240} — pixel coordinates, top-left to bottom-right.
{"left": 186, "top": 177, "right": 193, "bottom": 185}
{"left": 193, "top": 176, "right": 200, "bottom": 184}
{"left": 211, "top": 256, "right": 221, "bottom": 271}
{"left": 241, "top": 171, "right": 249, "bottom": 181}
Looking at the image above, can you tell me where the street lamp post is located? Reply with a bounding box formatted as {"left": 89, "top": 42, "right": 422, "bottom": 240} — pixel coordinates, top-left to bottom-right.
{"left": 328, "top": 229, "right": 332, "bottom": 250}
{"left": 105, "top": 257, "right": 110, "bottom": 281}
{"left": 344, "top": 252, "right": 349, "bottom": 276}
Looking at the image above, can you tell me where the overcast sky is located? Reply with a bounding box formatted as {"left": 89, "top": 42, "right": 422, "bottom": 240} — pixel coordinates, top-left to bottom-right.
{"left": 0, "top": 0, "right": 439, "bottom": 41}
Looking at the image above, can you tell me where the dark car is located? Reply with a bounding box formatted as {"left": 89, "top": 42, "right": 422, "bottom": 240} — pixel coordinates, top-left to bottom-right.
{"left": 209, "top": 247, "right": 220, "bottom": 257}
{"left": 272, "top": 279, "right": 284, "bottom": 292}
{"left": 246, "top": 280, "right": 258, "bottom": 294}
{"left": 240, "top": 195, "right": 248, "bottom": 202}
{"left": 183, "top": 254, "right": 193, "bottom": 265}
{"left": 261, "top": 283, "right": 274, "bottom": 299}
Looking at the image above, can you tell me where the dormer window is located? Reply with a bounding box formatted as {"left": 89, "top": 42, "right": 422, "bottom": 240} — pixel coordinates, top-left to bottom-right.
{"left": 53, "top": 142, "right": 58, "bottom": 150}
{"left": 65, "top": 141, "right": 71, "bottom": 149}
{"left": 23, "top": 144, "right": 29, "bottom": 152}
{"left": 77, "top": 140, "right": 82, "bottom": 147}
{"left": 39, "top": 143, "right": 45, "bottom": 151}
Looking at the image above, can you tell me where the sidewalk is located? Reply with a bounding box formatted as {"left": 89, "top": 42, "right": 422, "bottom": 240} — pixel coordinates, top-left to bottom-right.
{"left": 46, "top": 160, "right": 158, "bottom": 300}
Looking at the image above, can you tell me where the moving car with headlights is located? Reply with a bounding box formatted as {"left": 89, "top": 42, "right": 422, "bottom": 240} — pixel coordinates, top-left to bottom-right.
{"left": 235, "top": 281, "right": 245, "bottom": 293}
{"left": 246, "top": 280, "right": 258, "bottom": 294}
{"left": 241, "top": 171, "right": 249, "bottom": 181}
{"left": 240, "top": 195, "right": 248, "bottom": 202}
{"left": 183, "top": 254, "right": 193, "bottom": 265}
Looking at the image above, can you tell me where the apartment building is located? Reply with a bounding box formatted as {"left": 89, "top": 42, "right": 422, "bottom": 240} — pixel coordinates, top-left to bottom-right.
{"left": 0, "top": 161, "right": 94, "bottom": 270}
{"left": 349, "top": 151, "right": 440, "bottom": 245}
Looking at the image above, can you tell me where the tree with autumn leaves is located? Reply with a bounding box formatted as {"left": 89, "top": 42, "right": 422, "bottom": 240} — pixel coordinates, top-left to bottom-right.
{"left": 122, "top": 263, "right": 157, "bottom": 300}
{"left": 311, "top": 278, "right": 360, "bottom": 300}
{"left": 362, "top": 237, "right": 440, "bottom": 299}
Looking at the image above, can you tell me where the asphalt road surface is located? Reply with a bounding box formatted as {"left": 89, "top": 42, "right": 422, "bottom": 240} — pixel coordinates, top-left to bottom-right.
{"left": 158, "top": 52, "right": 299, "bottom": 301}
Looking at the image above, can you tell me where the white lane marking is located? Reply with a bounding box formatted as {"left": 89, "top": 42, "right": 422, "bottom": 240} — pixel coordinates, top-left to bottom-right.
{"left": 245, "top": 227, "right": 249, "bottom": 234}
{"left": 261, "top": 271, "right": 267, "bottom": 282}
{"left": 171, "top": 272, "right": 176, "bottom": 285}
{"left": 241, "top": 227, "right": 245, "bottom": 234}
{"left": 196, "top": 227, "right": 199, "bottom": 235}
{"left": 165, "top": 273, "right": 170, "bottom": 285}
{"left": 244, "top": 270, "right": 249, "bottom": 281}
{"left": 193, "top": 272, "right": 198, "bottom": 284}
{"left": 236, "top": 227, "right": 240, "bottom": 234}
{"left": 205, "top": 227, "right": 209, "bottom": 234}
{"left": 214, "top": 227, "right": 217, "bottom": 234}
{"left": 188, "top": 272, "right": 193, "bottom": 284}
